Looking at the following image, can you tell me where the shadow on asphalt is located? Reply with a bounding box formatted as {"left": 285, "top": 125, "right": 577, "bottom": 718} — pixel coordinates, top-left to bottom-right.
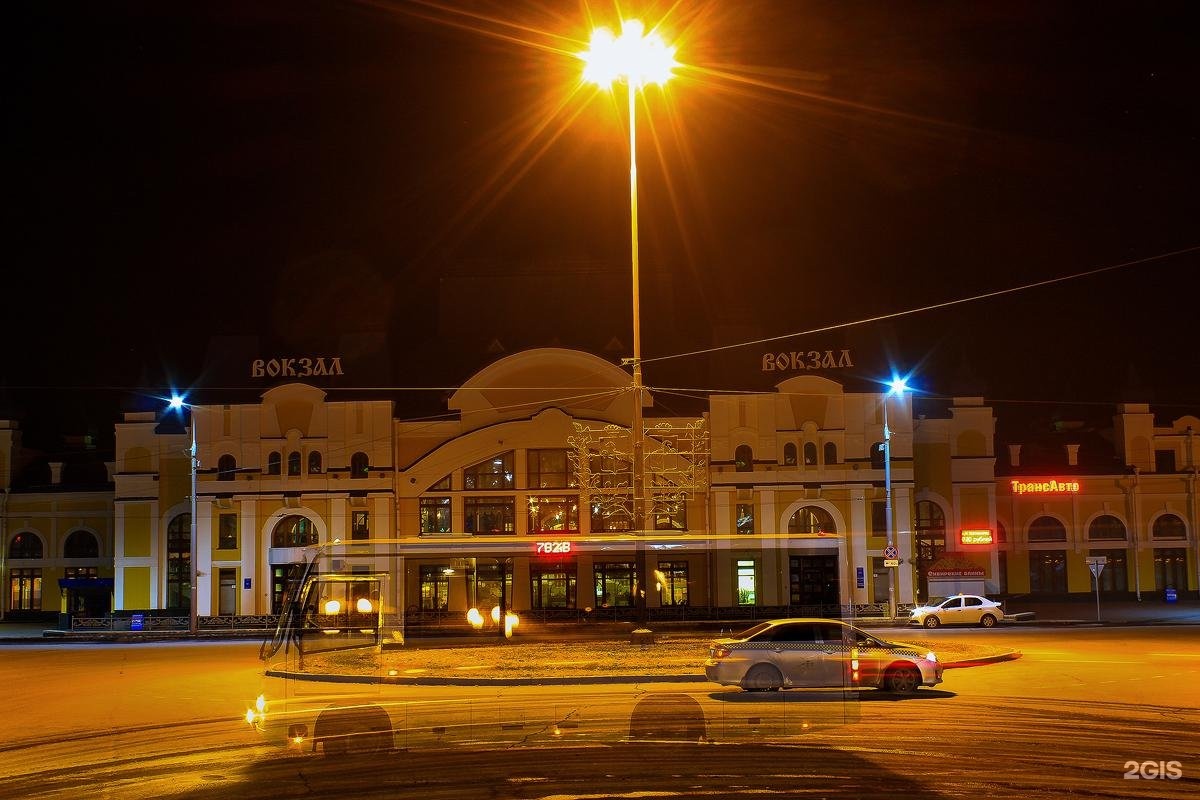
{"left": 706, "top": 688, "right": 956, "bottom": 703}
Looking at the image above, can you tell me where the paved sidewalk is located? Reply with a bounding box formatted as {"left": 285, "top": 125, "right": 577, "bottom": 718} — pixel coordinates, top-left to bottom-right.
{"left": 2, "top": 599, "right": 1197, "bottom": 643}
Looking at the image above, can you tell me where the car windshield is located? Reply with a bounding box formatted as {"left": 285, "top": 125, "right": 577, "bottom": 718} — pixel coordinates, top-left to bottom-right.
{"left": 925, "top": 597, "right": 949, "bottom": 606}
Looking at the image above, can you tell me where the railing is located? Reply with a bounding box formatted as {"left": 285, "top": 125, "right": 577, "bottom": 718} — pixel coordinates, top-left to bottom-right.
{"left": 68, "top": 603, "right": 915, "bottom": 634}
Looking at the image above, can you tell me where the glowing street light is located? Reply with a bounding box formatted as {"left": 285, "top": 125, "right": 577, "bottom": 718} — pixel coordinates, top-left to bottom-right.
{"left": 580, "top": 20, "right": 678, "bottom": 629}
{"left": 881, "top": 376, "right": 910, "bottom": 621}
{"left": 168, "top": 393, "right": 199, "bottom": 636}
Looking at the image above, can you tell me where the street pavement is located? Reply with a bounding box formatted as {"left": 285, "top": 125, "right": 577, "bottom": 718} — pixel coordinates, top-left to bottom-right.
{"left": 1, "top": 598, "right": 1198, "bottom": 643}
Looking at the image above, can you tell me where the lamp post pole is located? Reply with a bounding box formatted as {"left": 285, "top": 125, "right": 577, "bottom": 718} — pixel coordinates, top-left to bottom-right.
{"left": 581, "top": 20, "right": 676, "bottom": 631}
{"left": 188, "top": 411, "right": 198, "bottom": 636}
{"left": 882, "top": 378, "right": 908, "bottom": 622}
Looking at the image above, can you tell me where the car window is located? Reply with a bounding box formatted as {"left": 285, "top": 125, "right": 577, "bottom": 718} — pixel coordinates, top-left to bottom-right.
{"left": 964, "top": 596, "right": 983, "bottom": 607}
{"left": 767, "top": 623, "right": 817, "bottom": 642}
{"left": 814, "top": 623, "right": 845, "bottom": 644}
{"left": 736, "top": 622, "right": 773, "bottom": 640}
{"left": 941, "top": 597, "right": 963, "bottom": 609}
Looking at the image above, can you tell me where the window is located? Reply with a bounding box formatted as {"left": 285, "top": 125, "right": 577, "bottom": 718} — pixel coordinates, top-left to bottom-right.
{"left": 351, "top": 511, "right": 370, "bottom": 540}
{"left": 590, "top": 500, "right": 633, "bottom": 532}
{"left": 9, "top": 568, "right": 41, "bottom": 611}
{"left": 217, "top": 454, "right": 237, "bottom": 481}
{"left": 350, "top": 452, "right": 370, "bottom": 478}
{"left": 735, "top": 559, "right": 757, "bottom": 605}
{"left": 464, "top": 452, "right": 514, "bottom": 490}
{"left": 419, "top": 565, "right": 450, "bottom": 611}
{"left": 429, "top": 475, "right": 452, "bottom": 491}
{"left": 218, "top": 514, "right": 238, "bottom": 549}
{"left": 871, "top": 501, "right": 887, "bottom": 536}
{"left": 271, "top": 515, "right": 318, "bottom": 547}
{"left": 63, "top": 530, "right": 99, "bottom": 559}
{"left": 528, "top": 449, "right": 573, "bottom": 489}
{"left": 464, "top": 497, "right": 515, "bottom": 534}
{"left": 1029, "top": 550, "right": 1067, "bottom": 593}
{"left": 587, "top": 455, "right": 632, "bottom": 488}
{"left": 529, "top": 496, "right": 579, "bottom": 532}
{"left": 1154, "top": 548, "right": 1187, "bottom": 591}
{"left": 787, "top": 505, "right": 835, "bottom": 535}
{"left": 420, "top": 497, "right": 452, "bottom": 533}
{"left": 658, "top": 561, "right": 688, "bottom": 606}
{"left": 997, "top": 520, "right": 1008, "bottom": 543}
{"left": 267, "top": 452, "right": 281, "bottom": 476}
{"left": 1155, "top": 449, "right": 1177, "bottom": 473}
{"left": 1153, "top": 514, "right": 1186, "bottom": 539}
{"left": 471, "top": 562, "right": 512, "bottom": 611}
{"left": 166, "top": 514, "right": 191, "bottom": 612}
{"left": 914, "top": 501, "right": 947, "bottom": 599}
{"left": 271, "top": 564, "right": 301, "bottom": 614}
{"left": 824, "top": 442, "right": 838, "bottom": 465}
{"left": 654, "top": 502, "right": 687, "bottom": 531}
{"left": 734, "top": 445, "right": 753, "bottom": 472}
{"left": 783, "top": 443, "right": 797, "bottom": 466}
{"left": 308, "top": 452, "right": 322, "bottom": 474}
{"left": 530, "top": 565, "right": 576, "bottom": 609}
{"left": 1090, "top": 549, "right": 1128, "bottom": 593}
{"left": 594, "top": 562, "right": 637, "bottom": 607}
{"left": 803, "top": 442, "right": 817, "bottom": 466}
{"left": 736, "top": 503, "right": 754, "bottom": 535}
{"left": 870, "top": 442, "right": 886, "bottom": 469}
{"left": 9, "top": 533, "right": 43, "bottom": 559}
{"left": 1087, "top": 515, "right": 1126, "bottom": 541}
{"left": 1028, "top": 516, "right": 1067, "bottom": 542}
{"left": 65, "top": 566, "right": 97, "bottom": 579}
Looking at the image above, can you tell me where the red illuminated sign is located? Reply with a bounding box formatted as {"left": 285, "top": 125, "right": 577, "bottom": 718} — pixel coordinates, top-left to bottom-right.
{"left": 960, "top": 529, "right": 994, "bottom": 545}
{"left": 1010, "top": 479, "right": 1081, "bottom": 496}
{"left": 534, "top": 541, "right": 572, "bottom": 556}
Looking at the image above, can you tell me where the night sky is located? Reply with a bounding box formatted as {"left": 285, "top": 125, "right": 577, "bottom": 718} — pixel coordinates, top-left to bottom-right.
{"left": 6, "top": 0, "right": 1200, "bottom": 451}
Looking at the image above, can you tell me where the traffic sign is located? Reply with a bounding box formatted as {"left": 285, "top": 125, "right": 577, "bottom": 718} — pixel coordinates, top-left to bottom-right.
{"left": 884, "top": 558, "right": 900, "bottom": 568}
{"left": 1086, "top": 555, "right": 1107, "bottom": 578}
{"left": 883, "top": 544, "right": 898, "bottom": 559}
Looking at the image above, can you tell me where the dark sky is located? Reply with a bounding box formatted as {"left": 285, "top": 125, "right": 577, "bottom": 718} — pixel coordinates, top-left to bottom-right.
{"left": 6, "top": 0, "right": 1200, "bottom": 449}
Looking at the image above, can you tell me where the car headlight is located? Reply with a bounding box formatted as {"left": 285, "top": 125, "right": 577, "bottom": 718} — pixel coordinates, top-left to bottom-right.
{"left": 926, "top": 651, "right": 937, "bottom": 663}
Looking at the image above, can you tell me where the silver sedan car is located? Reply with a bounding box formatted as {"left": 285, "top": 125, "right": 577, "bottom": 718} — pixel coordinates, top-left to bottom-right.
{"left": 909, "top": 594, "right": 1004, "bottom": 628}
{"left": 703, "top": 618, "right": 942, "bottom": 694}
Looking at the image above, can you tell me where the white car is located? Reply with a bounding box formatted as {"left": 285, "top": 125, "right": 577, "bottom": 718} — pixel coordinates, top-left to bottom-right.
{"left": 910, "top": 594, "right": 1004, "bottom": 628}
{"left": 704, "top": 618, "right": 942, "bottom": 694}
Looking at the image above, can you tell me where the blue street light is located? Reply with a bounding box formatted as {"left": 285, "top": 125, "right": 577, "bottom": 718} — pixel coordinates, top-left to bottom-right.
{"left": 168, "top": 393, "right": 198, "bottom": 635}
{"left": 882, "top": 376, "right": 911, "bottom": 620}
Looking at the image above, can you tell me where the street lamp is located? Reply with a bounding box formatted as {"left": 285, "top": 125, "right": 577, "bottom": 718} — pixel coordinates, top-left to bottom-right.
{"left": 881, "top": 377, "right": 908, "bottom": 621}
{"left": 580, "top": 19, "right": 678, "bottom": 629}
{"left": 168, "top": 394, "right": 199, "bottom": 636}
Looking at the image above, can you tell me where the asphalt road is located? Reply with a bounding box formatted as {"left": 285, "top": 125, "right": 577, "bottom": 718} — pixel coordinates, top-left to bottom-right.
{"left": 1, "top": 627, "right": 1197, "bottom": 799}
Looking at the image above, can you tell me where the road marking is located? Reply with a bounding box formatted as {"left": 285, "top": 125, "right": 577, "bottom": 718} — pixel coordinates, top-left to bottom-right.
{"left": 1037, "top": 659, "right": 1141, "bottom": 664}
{"left": 1148, "top": 652, "right": 1200, "bottom": 658}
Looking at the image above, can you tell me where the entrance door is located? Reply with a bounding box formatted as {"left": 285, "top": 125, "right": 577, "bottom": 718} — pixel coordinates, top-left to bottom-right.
{"left": 872, "top": 557, "right": 891, "bottom": 604}
{"left": 218, "top": 568, "right": 237, "bottom": 616}
{"left": 789, "top": 555, "right": 840, "bottom": 613}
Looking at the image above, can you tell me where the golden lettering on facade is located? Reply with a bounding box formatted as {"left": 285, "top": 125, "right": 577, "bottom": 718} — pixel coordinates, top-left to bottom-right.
{"left": 1009, "top": 479, "right": 1081, "bottom": 495}
{"left": 761, "top": 349, "right": 854, "bottom": 373}
{"left": 251, "top": 357, "right": 345, "bottom": 378}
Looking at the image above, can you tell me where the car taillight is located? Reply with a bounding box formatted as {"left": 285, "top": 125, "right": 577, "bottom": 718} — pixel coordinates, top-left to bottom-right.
{"left": 712, "top": 646, "right": 731, "bottom": 658}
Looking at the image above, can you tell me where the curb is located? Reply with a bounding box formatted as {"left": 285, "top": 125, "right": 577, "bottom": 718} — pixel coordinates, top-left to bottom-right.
{"left": 941, "top": 650, "right": 1022, "bottom": 669}
{"left": 269, "top": 669, "right": 709, "bottom": 687}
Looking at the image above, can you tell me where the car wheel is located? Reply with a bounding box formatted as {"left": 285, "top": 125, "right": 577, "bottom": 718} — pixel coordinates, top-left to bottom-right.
{"left": 884, "top": 665, "right": 920, "bottom": 694}
{"left": 979, "top": 614, "right": 996, "bottom": 628}
{"left": 923, "top": 616, "right": 941, "bottom": 629}
{"left": 742, "top": 664, "right": 783, "bottom": 692}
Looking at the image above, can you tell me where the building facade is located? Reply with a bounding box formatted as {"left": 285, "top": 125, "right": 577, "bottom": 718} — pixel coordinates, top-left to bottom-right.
{"left": 4, "top": 348, "right": 1198, "bottom": 621}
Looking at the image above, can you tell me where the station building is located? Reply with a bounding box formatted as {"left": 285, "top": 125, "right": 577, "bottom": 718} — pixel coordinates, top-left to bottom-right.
{"left": 3, "top": 348, "right": 1198, "bottom": 622}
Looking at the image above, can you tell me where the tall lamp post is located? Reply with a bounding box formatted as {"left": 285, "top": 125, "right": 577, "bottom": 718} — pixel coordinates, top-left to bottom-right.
{"left": 881, "top": 377, "right": 909, "bottom": 621}
{"left": 580, "top": 20, "right": 677, "bottom": 629}
{"left": 169, "top": 394, "right": 199, "bottom": 636}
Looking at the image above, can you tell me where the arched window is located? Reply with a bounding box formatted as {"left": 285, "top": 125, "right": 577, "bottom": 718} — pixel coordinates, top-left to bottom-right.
{"left": 783, "top": 443, "right": 797, "bottom": 466}
{"left": 803, "top": 442, "right": 818, "bottom": 466}
{"left": 464, "top": 451, "right": 513, "bottom": 489}
{"left": 734, "top": 445, "right": 753, "bottom": 472}
{"left": 272, "top": 515, "right": 318, "bottom": 547}
{"left": 287, "top": 451, "right": 301, "bottom": 476}
{"left": 8, "top": 533, "right": 43, "bottom": 559}
{"left": 308, "top": 451, "right": 322, "bottom": 474}
{"left": 1088, "top": 514, "right": 1126, "bottom": 541}
{"left": 267, "top": 452, "right": 281, "bottom": 476}
{"left": 63, "top": 530, "right": 99, "bottom": 558}
{"left": 217, "top": 454, "right": 237, "bottom": 481}
{"left": 165, "top": 514, "right": 191, "bottom": 611}
{"left": 870, "top": 442, "right": 886, "bottom": 469}
{"left": 914, "top": 501, "right": 947, "bottom": 599}
{"left": 823, "top": 442, "right": 838, "bottom": 465}
{"left": 1028, "top": 516, "right": 1067, "bottom": 542}
{"left": 787, "top": 506, "right": 835, "bottom": 535}
{"left": 350, "top": 452, "right": 370, "bottom": 479}
{"left": 1153, "top": 514, "right": 1186, "bottom": 539}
